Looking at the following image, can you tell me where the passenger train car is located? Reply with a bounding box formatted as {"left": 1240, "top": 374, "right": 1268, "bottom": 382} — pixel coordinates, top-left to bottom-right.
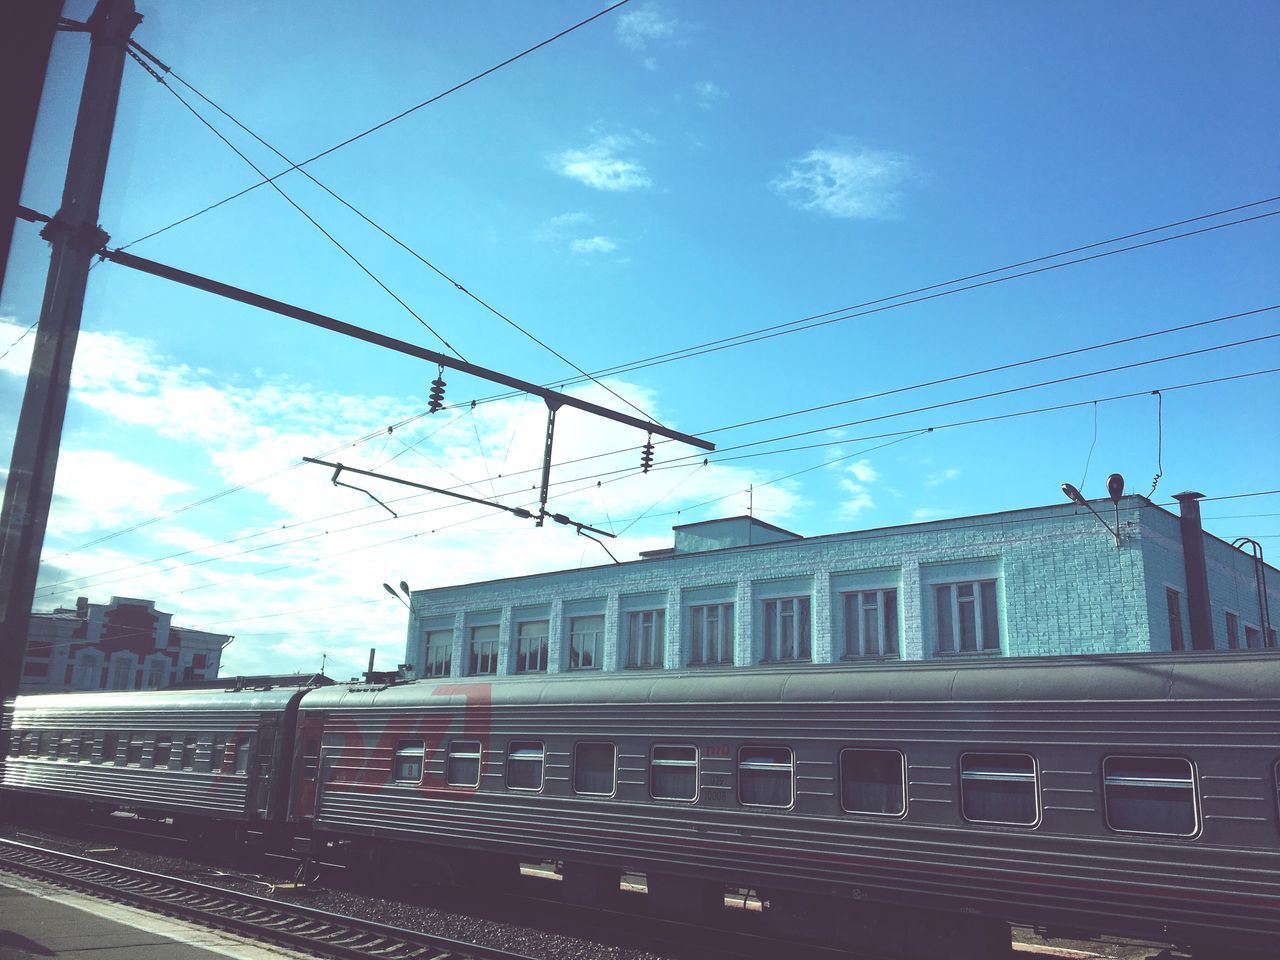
{"left": 4, "top": 651, "right": 1280, "bottom": 959}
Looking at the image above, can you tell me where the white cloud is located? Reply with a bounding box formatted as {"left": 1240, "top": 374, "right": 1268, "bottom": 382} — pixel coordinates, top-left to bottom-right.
{"left": 616, "top": 4, "right": 679, "bottom": 50}
{"left": 693, "top": 80, "right": 726, "bottom": 109}
{"left": 837, "top": 459, "right": 879, "bottom": 517}
{"left": 912, "top": 507, "right": 951, "bottom": 521}
{"left": 47, "top": 449, "right": 191, "bottom": 536}
{"left": 570, "top": 235, "right": 619, "bottom": 254}
{"left": 772, "top": 144, "right": 917, "bottom": 219}
{"left": 553, "top": 136, "right": 651, "bottom": 192}
{"left": 540, "top": 211, "right": 592, "bottom": 238}
{"left": 925, "top": 467, "right": 961, "bottom": 487}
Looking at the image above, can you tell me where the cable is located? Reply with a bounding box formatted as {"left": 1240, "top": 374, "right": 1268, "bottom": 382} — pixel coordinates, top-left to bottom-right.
{"left": 1148, "top": 390, "right": 1164, "bottom": 497}
{"left": 126, "top": 42, "right": 658, "bottom": 425}
{"left": 0, "top": 318, "right": 40, "bottom": 364}
{"left": 128, "top": 50, "right": 466, "bottom": 359}
{"left": 1079, "top": 401, "right": 1099, "bottom": 490}
{"left": 118, "top": 1, "right": 634, "bottom": 252}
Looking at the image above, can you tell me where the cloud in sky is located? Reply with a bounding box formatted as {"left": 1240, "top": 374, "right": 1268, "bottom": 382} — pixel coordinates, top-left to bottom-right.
{"left": 772, "top": 144, "right": 918, "bottom": 219}
{"left": 616, "top": 4, "right": 679, "bottom": 51}
{"left": 1, "top": 318, "right": 800, "bottom": 679}
{"left": 838, "top": 458, "right": 880, "bottom": 517}
{"left": 553, "top": 136, "right": 651, "bottom": 192}
{"left": 693, "top": 80, "right": 727, "bottom": 109}
{"left": 925, "top": 467, "right": 962, "bottom": 488}
{"left": 570, "top": 236, "right": 619, "bottom": 254}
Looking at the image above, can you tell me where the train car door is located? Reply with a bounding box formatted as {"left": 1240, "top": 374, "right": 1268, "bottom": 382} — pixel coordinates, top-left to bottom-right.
{"left": 250, "top": 718, "right": 277, "bottom": 818}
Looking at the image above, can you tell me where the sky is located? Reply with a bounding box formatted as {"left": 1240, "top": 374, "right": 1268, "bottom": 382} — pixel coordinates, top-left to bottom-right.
{"left": 2, "top": 0, "right": 1277, "bottom": 680}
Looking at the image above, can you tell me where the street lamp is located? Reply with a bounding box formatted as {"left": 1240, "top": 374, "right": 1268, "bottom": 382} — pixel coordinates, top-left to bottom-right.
{"left": 1061, "top": 473, "right": 1125, "bottom": 547}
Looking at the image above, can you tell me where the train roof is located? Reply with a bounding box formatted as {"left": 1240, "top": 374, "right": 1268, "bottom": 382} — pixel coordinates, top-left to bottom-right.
{"left": 298, "top": 650, "right": 1280, "bottom": 712}
{"left": 8, "top": 685, "right": 307, "bottom": 716}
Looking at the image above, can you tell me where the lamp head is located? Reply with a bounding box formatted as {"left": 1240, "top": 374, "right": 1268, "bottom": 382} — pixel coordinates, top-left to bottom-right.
{"left": 399, "top": 580, "right": 410, "bottom": 596}
{"left": 1106, "top": 473, "right": 1125, "bottom": 504}
{"left": 382, "top": 582, "right": 397, "bottom": 599}
{"left": 1061, "top": 482, "right": 1087, "bottom": 506}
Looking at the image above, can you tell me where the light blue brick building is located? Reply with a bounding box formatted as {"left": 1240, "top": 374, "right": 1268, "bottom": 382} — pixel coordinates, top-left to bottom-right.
{"left": 403, "top": 494, "right": 1278, "bottom": 679}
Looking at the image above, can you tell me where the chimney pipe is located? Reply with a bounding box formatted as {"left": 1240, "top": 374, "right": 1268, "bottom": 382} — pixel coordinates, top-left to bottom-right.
{"left": 1173, "top": 492, "right": 1213, "bottom": 650}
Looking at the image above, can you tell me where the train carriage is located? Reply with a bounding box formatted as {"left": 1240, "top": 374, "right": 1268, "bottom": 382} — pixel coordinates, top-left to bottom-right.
{"left": 293, "top": 652, "right": 1280, "bottom": 959}
{"left": 2, "top": 685, "right": 306, "bottom": 830}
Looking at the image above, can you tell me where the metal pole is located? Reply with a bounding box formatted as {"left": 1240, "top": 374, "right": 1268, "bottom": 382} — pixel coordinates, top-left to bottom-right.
{"left": 0, "top": 1, "right": 65, "bottom": 302}
{"left": 0, "top": 0, "right": 138, "bottom": 764}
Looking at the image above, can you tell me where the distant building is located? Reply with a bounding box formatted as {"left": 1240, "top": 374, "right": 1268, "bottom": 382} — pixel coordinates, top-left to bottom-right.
{"left": 403, "top": 493, "right": 1278, "bottom": 678}
{"left": 20, "top": 596, "right": 231, "bottom": 694}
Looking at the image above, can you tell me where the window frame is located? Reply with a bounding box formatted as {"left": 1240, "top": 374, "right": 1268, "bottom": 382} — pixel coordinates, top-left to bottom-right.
{"left": 468, "top": 624, "right": 499, "bottom": 676}
{"left": 506, "top": 740, "right": 545, "bottom": 792}
{"left": 573, "top": 740, "right": 618, "bottom": 797}
{"left": 514, "top": 619, "right": 549, "bottom": 674}
{"left": 839, "top": 747, "right": 907, "bottom": 818}
{"left": 625, "top": 609, "right": 665, "bottom": 669}
{"left": 1102, "top": 754, "right": 1200, "bottom": 838}
{"left": 1225, "top": 611, "right": 1240, "bottom": 650}
{"left": 649, "top": 743, "right": 699, "bottom": 802}
{"left": 1166, "top": 587, "right": 1185, "bottom": 651}
{"left": 935, "top": 580, "right": 1001, "bottom": 654}
{"left": 737, "top": 745, "right": 795, "bottom": 810}
{"left": 446, "top": 739, "right": 483, "bottom": 788}
{"left": 567, "top": 614, "right": 604, "bottom": 671}
{"left": 959, "top": 751, "right": 1040, "bottom": 827}
{"left": 688, "top": 602, "right": 734, "bottom": 666}
{"left": 761, "top": 595, "right": 812, "bottom": 663}
{"left": 842, "top": 588, "right": 900, "bottom": 659}
{"left": 393, "top": 739, "right": 426, "bottom": 784}
{"left": 422, "top": 629, "right": 453, "bottom": 678}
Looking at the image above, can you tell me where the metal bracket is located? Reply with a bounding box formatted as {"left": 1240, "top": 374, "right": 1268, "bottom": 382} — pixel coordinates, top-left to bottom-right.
{"left": 535, "top": 398, "right": 564, "bottom": 527}
{"left": 39, "top": 217, "right": 109, "bottom": 254}
{"left": 328, "top": 463, "right": 397, "bottom": 517}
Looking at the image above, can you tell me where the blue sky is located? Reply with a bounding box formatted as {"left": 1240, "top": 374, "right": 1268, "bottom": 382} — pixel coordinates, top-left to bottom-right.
{"left": 3, "top": 1, "right": 1277, "bottom": 678}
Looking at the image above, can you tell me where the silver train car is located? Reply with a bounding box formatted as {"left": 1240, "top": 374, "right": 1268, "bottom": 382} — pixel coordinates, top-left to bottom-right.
{"left": 4, "top": 651, "right": 1279, "bottom": 958}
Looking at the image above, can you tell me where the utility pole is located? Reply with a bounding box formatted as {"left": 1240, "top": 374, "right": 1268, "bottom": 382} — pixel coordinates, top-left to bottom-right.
{"left": 0, "top": 1, "right": 64, "bottom": 301}
{"left": 0, "top": 0, "right": 139, "bottom": 764}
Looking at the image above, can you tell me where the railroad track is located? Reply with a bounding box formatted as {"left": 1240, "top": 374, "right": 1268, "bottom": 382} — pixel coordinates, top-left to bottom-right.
{"left": 0, "top": 837, "right": 538, "bottom": 960}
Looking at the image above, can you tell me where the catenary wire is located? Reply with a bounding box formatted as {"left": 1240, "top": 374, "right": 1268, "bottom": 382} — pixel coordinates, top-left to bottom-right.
{"left": 118, "top": 1, "right": 634, "bottom": 252}
{"left": 126, "top": 42, "right": 659, "bottom": 426}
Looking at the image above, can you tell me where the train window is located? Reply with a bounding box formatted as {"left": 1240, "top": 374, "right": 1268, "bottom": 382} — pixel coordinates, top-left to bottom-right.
{"left": 573, "top": 741, "right": 617, "bottom": 796}
{"left": 506, "top": 741, "right": 545, "bottom": 791}
{"left": 101, "top": 732, "right": 118, "bottom": 764}
{"left": 180, "top": 737, "right": 198, "bottom": 770}
{"left": 212, "top": 735, "right": 228, "bottom": 772}
{"left": 739, "top": 746, "right": 794, "bottom": 808}
{"left": 960, "top": 753, "right": 1038, "bottom": 826}
{"left": 153, "top": 736, "right": 173, "bottom": 769}
{"left": 446, "top": 740, "right": 482, "bottom": 788}
{"left": 840, "top": 748, "right": 906, "bottom": 816}
{"left": 50, "top": 734, "right": 64, "bottom": 759}
{"left": 650, "top": 744, "right": 698, "bottom": 801}
{"left": 78, "top": 734, "right": 94, "bottom": 762}
{"left": 9, "top": 732, "right": 23, "bottom": 757}
{"left": 126, "top": 734, "right": 144, "bottom": 766}
{"left": 393, "top": 740, "right": 425, "bottom": 783}
{"left": 1103, "top": 756, "right": 1198, "bottom": 837}
{"left": 233, "top": 737, "right": 252, "bottom": 775}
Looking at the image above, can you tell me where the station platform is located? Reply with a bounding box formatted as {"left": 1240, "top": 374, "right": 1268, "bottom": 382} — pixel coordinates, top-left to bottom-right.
{"left": 0, "top": 875, "right": 306, "bottom": 960}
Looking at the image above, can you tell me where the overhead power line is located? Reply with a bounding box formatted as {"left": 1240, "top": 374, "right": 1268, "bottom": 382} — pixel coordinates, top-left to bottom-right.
{"left": 126, "top": 40, "right": 655, "bottom": 424}
{"left": 119, "top": 0, "right": 634, "bottom": 252}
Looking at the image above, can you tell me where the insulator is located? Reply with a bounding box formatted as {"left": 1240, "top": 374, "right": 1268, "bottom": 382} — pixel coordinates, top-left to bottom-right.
{"left": 640, "top": 439, "right": 654, "bottom": 474}
{"left": 428, "top": 376, "right": 446, "bottom": 413}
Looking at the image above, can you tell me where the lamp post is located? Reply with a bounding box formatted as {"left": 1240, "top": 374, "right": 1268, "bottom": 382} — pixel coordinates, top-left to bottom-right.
{"left": 1061, "top": 473, "right": 1125, "bottom": 547}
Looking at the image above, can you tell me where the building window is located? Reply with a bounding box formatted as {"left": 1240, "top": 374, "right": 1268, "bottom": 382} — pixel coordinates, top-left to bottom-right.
{"left": 573, "top": 741, "right": 617, "bottom": 796}
{"left": 1167, "top": 588, "right": 1185, "bottom": 651}
{"left": 446, "top": 740, "right": 482, "bottom": 787}
{"left": 1243, "top": 625, "right": 1273, "bottom": 649}
{"left": 1103, "top": 756, "right": 1197, "bottom": 836}
{"left": 843, "top": 590, "right": 899, "bottom": 658}
{"left": 144, "top": 656, "right": 169, "bottom": 690}
{"left": 738, "top": 746, "right": 793, "bottom": 808}
{"left": 689, "top": 603, "right": 734, "bottom": 666}
{"left": 422, "top": 629, "right": 452, "bottom": 678}
{"left": 568, "top": 615, "right": 603, "bottom": 670}
{"left": 515, "top": 620, "right": 549, "bottom": 673}
{"left": 762, "top": 597, "right": 811, "bottom": 662}
{"left": 72, "top": 651, "right": 101, "bottom": 690}
{"left": 1226, "top": 612, "right": 1240, "bottom": 649}
{"left": 935, "top": 581, "right": 1000, "bottom": 654}
{"left": 840, "top": 748, "right": 906, "bottom": 816}
{"left": 506, "top": 741, "right": 545, "bottom": 791}
{"left": 109, "top": 653, "right": 136, "bottom": 690}
{"left": 625, "top": 610, "right": 664, "bottom": 669}
{"left": 650, "top": 744, "right": 697, "bottom": 801}
{"left": 394, "top": 740, "right": 425, "bottom": 783}
{"left": 960, "top": 753, "right": 1038, "bottom": 826}
{"left": 153, "top": 736, "right": 173, "bottom": 769}
{"left": 469, "top": 625, "right": 499, "bottom": 676}
{"left": 233, "top": 736, "right": 252, "bottom": 774}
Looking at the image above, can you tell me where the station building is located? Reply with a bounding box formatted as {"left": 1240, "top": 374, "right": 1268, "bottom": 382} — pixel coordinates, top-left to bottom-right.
{"left": 403, "top": 493, "right": 1278, "bottom": 680}
{"left": 19, "top": 596, "right": 231, "bottom": 694}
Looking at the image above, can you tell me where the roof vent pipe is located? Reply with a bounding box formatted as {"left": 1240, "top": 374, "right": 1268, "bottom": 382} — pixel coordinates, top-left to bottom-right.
{"left": 1173, "top": 492, "right": 1213, "bottom": 650}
